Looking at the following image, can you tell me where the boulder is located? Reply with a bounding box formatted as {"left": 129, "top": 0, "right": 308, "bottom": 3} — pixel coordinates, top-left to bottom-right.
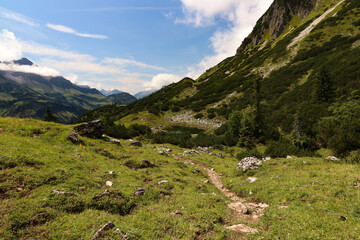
{"left": 68, "top": 131, "right": 80, "bottom": 143}
{"left": 75, "top": 120, "right": 104, "bottom": 138}
{"left": 131, "top": 141, "right": 142, "bottom": 147}
{"left": 236, "top": 157, "right": 262, "bottom": 171}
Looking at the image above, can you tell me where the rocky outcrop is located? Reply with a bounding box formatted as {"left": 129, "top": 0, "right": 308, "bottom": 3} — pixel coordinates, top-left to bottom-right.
{"left": 75, "top": 120, "right": 104, "bottom": 138}
{"left": 236, "top": 157, "right": 262, "bottom": 171}
{"left": 236, "top": 0, "right": 317, "bottom": 54}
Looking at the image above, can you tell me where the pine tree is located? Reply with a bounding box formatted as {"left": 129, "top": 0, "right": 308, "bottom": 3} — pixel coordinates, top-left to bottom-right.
{"left": 253, "top": 78, "right": 264, "bottom": 138}
{"left": 315, "top": 67, "right": 334, "bottom": 102}
{"left": 44, "top": 106, "right": 57, "bottom": 122}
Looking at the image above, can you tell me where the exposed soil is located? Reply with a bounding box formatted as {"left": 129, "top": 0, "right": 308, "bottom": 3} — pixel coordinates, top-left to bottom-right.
{"left": 171, "top": 154, "right": 269, "bottom": 237}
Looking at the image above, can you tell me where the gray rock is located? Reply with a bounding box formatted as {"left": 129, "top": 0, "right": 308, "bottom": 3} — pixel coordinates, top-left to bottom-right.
{"left": 105, "top": 181, "right": 113, "bottom": 187}
{"left": 286, "top": 155, "right": 294, "bottom": 159}
{"left": 184, "top": 149, "right": 200, "bottom": 154}
{"left": 158, "top": 151, "right": 167, "bottom": 155}
{"left": 90, "top": 221, "right": 116, "bottom": 240}
{"left": 247, "top": 177, "right": 258, "bottom": 183}
{"left": 326, "top": 156, "right": 341, "bottom": 161}
{"left": 68, "top": 131, "right": 80, "bottom": 143}
{"left": 131, "top": 141, "right": 142, "bottom": 147}
{"left": 236, "top": 157, "right": 262, "bottom": 171}
{"left": 75, "top": 120, "right": 104, "bottom": 138}
{"left": 158, "top": 180, "right": 169, "bottom": 185}
{"left": 198, "top": 146, "right": 213, "bottom": 154}
{"left": 132, "top": 187, "right": 146, "bottom": 196}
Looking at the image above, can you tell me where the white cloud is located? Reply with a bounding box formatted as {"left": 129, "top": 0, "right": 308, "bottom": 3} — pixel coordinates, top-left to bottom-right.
{"left": 0, "top": 63, "right": 60, "bottom": 77}
{"left": 46, "top": 23, "right": 108, "bottom": 39}
{"left": 178, "top": 0, "right": 273, "bottom": 78}
{"left": 103, "top": 57, "right": 166, "bottom": 71}
{"left": 0, "top": 29, "right": 23, "bottom": 61}
{"left": 20, "top": 41, "right": 95, "bottom": 62}
{"left": 1, "top": 11, "right": 39, "bottom": 27}
{"left": 144, "top": 73, "right": 182, "bottom": 89}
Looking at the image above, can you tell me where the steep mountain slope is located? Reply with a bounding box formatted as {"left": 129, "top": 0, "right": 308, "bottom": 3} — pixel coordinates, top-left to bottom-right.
{"left": 80, "top": 0, "right": 360, "bottom": 140}
{"left": 0, "top": 59, "right": 138, "bottom": 123}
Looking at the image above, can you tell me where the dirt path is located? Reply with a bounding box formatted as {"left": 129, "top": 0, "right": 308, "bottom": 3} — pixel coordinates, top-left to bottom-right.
{"left": 171, "top": 154, "right": 269, "bottom": 235}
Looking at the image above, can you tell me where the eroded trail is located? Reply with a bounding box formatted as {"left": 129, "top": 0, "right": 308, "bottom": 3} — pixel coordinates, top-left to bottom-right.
{"left": 171, "top": 154, "right": 269, "bottom": 235}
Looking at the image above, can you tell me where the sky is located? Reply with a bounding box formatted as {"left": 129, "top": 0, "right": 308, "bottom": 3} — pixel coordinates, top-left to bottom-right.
{"left": 0, "top": 0, "right": 273, "bottom": 94}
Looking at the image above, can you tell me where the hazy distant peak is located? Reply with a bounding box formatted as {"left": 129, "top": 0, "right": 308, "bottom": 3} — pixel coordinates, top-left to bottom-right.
{"left": 13, "top": 58, "right": 34, "bottom": 66}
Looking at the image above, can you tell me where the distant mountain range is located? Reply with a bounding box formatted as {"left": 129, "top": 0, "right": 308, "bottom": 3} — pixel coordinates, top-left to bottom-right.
{"left": 134, "top": 89, "right": 156, "bottom": 99}
{"left": 0, "top": 58, "right": 137, "bottom": 123}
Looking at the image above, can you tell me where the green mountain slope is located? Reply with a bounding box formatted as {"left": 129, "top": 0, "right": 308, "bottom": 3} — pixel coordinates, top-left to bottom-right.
{"left": 79, "top": 0, "right": 360, "bottom": 145}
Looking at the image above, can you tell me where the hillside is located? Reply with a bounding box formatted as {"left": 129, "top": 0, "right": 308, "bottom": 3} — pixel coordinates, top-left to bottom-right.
{"left": 1, "top": 118, "right": 360, "bottom": 239}
{"left": 0, "top": 59, "right": 137, "bottom": 123}
{"left": 79, "top": 0, "right": 360, "bottom": 151}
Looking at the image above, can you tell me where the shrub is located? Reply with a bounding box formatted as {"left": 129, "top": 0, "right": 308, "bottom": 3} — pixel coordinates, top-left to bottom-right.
{"left": 345, "top": 150, "right": 360, "bottom": 164}
{"left": 265, "top": 138, "right": 315, "bottom": 158}
{"left": 194, "top": 113, "right": 204, "bottom": 119}
{"left": 236, "top": 148, "right": 263, "bottom": 160}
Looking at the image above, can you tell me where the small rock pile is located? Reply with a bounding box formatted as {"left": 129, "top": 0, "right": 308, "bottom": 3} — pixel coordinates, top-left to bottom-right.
{"left": 236, "top": 157, "right": 263, "bottom": 171}
{"left": 198, "top": 146, "right": 213, "bottom": 154}
{"left": 184, "top": 149, "right": 200, "bottom": 154}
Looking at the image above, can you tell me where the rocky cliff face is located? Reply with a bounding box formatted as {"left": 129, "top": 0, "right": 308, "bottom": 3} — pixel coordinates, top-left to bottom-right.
{"left": 236, "top": 0, "right": 317, "bottom": 54}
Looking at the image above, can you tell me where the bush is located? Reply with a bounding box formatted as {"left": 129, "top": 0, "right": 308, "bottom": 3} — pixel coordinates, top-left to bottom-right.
{"left": 194, "top": 113, "right": 204, "bottom": 119}
{"left": 265, "top": 138, "right": 315, "bottom": 158}
{"left": 214, "top": 123, "right": 228, "bottom": 136}
{"left": 236, "top": 148, "right": 263, "bottom": 160}
{"left": 345, "top": 150, "right": 360, "bottom": 164}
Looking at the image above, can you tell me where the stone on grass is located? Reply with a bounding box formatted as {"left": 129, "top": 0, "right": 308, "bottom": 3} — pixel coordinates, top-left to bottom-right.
{"left": 158, "top": 180, "right": 169, "bottom": 185}
{"left": 90, "top": 221, "right": 116, "bottom": 240}
{"left": 158, "top": 151, "right": 167, "bottom": 155}
{"left": 106, "top": 181, "right": 113, "bottom": 187}
{"left": 326, "top": 156, "right": 341, "bottom": 161}
{"left": 75, "top": 120, "right": 104, "bottom": 138}
{"left": 228, "top": 202, "right": 248, "bottom": 214}
{"left": 68, "top": 131, "right": 80, "bottom": 143}
{"left": 226, "top": 224, "right": 258, "bottom": 233}
{"left": 236, "top": 157, "right": 262, "bottom": 171}
{"left": 247, "top": 177, "right": 258, "bottom": 183}
{"left": 184, "top": 149, "right": 200, "bottom": 154}
{"left": 132, "top": 187, "right": 146, "bottom": 196}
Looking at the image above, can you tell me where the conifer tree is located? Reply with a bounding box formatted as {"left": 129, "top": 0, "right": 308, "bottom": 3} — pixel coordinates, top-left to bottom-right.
{"left": 44, "top": 106, "right": 57, "bottom": 122}
{"left": 315, "top": 67, "right": 334, "bottom": 102}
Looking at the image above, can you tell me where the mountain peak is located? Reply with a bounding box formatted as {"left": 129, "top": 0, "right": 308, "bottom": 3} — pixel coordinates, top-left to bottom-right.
{"left": 236, "top": 0, "right": 317, "bottom": 54}
{"left": 13, "top": 58, "right": 34, "bottom": 66}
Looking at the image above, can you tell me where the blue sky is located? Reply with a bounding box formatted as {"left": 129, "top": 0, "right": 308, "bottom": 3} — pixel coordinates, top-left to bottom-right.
{"left": 0, "top": 0, "right": 273, "bottom": 94}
